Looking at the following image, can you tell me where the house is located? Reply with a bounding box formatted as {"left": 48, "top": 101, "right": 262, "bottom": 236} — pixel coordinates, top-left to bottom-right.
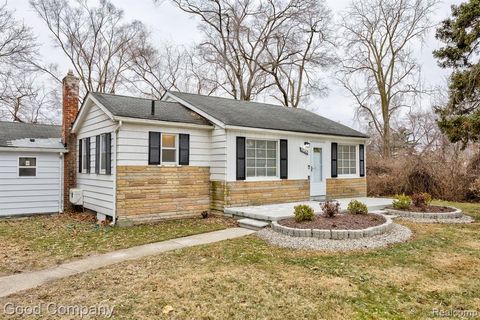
{"left": 0, "top": 121, "right": 66, "bottom": 216}
{"left": 64, "top": 73, "right": 368, "bottom": 225}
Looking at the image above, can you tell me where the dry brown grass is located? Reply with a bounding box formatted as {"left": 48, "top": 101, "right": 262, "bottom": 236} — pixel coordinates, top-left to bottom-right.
{"left": 0, "top": 202, "right": 478, "bottom": 319}
{"left": 0, "top": 214, "right": 236, "bottom": 276}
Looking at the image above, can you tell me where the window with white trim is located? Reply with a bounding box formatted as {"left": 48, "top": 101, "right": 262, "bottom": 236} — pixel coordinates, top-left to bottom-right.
{"left": 161, "top": 134, "right": 177, "bottom": 163}
{"left": 18, "top": 157, "right": 36, "bottom": 177}
{"left": 246, "top": 139, "right": 277, "bottom": 178}
{"left": 100, "top": 133, "right": 107, "bottom": 173}
{"left": 338, "top": 145, "right": 356, "bottom": 175}
{"left": 82, "top": 139, "right": 88, "bottom": 173}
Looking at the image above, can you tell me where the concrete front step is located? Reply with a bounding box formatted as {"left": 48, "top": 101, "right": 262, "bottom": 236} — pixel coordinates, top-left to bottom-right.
{"left": 237, "top": 218, "right": 270, "bottom": 230}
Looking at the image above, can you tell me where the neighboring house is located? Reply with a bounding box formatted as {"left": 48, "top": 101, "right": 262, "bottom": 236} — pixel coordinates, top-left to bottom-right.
{"left": 0, "top": 121, "right": 67, "bottom": 216}
{"left": 67, "top": 78, "right": 368, "bottom": 225}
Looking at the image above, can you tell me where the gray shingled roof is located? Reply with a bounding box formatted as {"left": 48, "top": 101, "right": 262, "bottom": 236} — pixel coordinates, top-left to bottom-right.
{"left": 168, "top": 91, "right": 368, "bottom": 138}
{"left": 90, "top": 92, "right": 211, "bottom": 126}
{"left": 0, "top": 121, "right": 62, "bottom": 148}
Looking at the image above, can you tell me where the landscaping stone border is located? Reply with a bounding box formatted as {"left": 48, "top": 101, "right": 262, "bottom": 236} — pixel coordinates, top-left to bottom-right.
{"left": 271, "top": 214, "right": 394, "bottom": 240}
{"left": 384, "top": 207, "right": 462, "bottom": 219}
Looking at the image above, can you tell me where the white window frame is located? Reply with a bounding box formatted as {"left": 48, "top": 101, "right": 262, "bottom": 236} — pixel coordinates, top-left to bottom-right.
{"left": 161, "top": 133, "right": 178, "bottom": 165}
{"left": 245, "top": 138, "right": 279, "bottom": 181}
{"left": 337, "top": 144, "right": 357, "bottom": 177}
{"left": 18, "top": 156, "right": 37, "bottom": 178}
{"left": 81, "top": 139, "right": 88, "bottom": 174}
{"left": 99, "top": 133, "right": 107, "bottom": 174}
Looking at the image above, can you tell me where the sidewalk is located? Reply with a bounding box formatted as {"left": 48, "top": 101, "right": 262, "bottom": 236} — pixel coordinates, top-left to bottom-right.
{"left": 0, "top": 227, "right": 254, "bottom": 298}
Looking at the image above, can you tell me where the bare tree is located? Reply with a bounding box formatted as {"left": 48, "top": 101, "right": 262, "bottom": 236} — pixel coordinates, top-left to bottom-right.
{"left": 337, "top": 0, "right": 436, "bottom": 158}
{"left": 170, "top": 0, "right": 333, "bottom": 105}
{"left": 30, "top": 0, "right": 149, "bottom": 95}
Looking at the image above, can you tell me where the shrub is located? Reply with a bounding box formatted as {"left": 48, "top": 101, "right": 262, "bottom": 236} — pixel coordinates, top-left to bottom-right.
{"left": 293, "top": 205, "right": 315, "bottom": 222}
{"left": 411, "top": 192, "right": 432, "bottom": 209}
{"left": 347, "top": 200, "right": 368, "bottom": 215}
{"left": 392, "top": 194, "right": 411, "bottom": 210}
{"left": 321, "top": 201, "right": 340, "bottom": 218}
{"left": 201, "top": 211, "right": 209, "bottom": 219}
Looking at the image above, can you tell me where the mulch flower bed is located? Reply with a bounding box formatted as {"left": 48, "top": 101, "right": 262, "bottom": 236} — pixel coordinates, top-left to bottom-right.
{"left": 387, "top": 205, "right": 455, "bottom": 213}
{"left": 278, "top": 213, "right": 386, "bottom": 230}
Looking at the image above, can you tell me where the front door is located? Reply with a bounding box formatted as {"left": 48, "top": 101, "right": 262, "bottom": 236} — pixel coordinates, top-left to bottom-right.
{"left": 310, "top": 145, "right": 325, "bottom": 196}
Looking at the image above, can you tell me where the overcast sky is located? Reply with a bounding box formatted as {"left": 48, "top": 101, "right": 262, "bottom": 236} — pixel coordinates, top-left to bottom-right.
{"left": 11, "top": 0, "right": 461, "bottom": 129}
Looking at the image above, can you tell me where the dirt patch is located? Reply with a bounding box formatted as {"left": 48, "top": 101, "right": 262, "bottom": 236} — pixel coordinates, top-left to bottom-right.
{"left": 278, "top": 213, "right": 386, "bottom": 230}
{"left": 387, "top": 205, "right": 455, "bottom": 213}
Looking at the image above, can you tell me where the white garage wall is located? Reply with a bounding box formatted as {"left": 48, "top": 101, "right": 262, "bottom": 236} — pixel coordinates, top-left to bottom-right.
{"left": 76, "top": 101, "right": 117, "bottom": 216}
{"left": 0, "top": 151, "right": 62, "bottom": 216}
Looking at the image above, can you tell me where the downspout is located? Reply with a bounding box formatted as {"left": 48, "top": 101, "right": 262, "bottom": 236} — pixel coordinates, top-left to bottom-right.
{"left": 110, "top": 120, "right": 123, "bottom": 226}
{"left": 59, "top": 152, "right": 64, "bottom": 213}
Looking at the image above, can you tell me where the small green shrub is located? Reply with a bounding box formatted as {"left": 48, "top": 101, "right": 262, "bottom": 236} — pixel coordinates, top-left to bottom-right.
{"left": 293, "top": 204, "right": 315, "bottom": 222}
{"left": 392, "top": 194, "right": 412, "bottom": 210}
{"left": 411, "top": 192, "right": 432, "bottom": 208}
{"left": 347, "top": 200, "right": 368, "bottom": 215}
{"left": 321, "top": 201, "right": 340, "bottom": 218}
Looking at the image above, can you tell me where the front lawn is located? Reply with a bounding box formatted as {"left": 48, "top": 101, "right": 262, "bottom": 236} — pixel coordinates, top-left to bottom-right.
{"left": 0, "top": 213, "right": 236, "bottom": 276}
{"left": 1, "top": 201, "right": 479, "bottom": 319}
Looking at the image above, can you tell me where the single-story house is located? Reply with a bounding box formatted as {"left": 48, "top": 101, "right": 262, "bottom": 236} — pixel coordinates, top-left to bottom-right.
{"left": 0, "top": 71, "right": 368, "bottom": 224}
{"left": 67, "top": 81, "right": 368, "bottom": 225}
{"left": 0, "top": 121, "right": 66, "bottom": 216}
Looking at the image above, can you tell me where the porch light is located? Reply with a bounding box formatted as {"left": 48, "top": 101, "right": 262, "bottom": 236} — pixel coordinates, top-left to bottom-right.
{"left": 304, "top": 142, "right": 310, "bottom": 148}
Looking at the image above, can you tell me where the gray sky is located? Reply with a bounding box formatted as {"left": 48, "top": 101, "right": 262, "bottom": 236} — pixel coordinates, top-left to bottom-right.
{"left": 11, "top": 0, "right": 460, "bottom": 129}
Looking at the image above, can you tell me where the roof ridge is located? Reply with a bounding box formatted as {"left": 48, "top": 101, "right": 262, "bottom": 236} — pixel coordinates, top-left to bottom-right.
{"left": 0, "top": 120, "right": 60, "bottom": 127}
{"left": 168, "top": 91, "right": 287, "bottom": 109}
{"left": 91, "top": 91, "right": 181, "bottom": 105}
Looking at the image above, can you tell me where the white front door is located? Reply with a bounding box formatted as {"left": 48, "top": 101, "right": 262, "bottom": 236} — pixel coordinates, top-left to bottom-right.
{"left": 310, "top": 145, "right": 325, "bottom": 196}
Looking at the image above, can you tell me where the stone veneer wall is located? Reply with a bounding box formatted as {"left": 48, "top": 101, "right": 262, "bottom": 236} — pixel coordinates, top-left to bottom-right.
{"left": 116, "top": 166, "right": 210, "bottom": 224}
{"left": 326, "top": 177, "right": 367, "bottom": 199}
{"left": 211, "top": 179, "right": 309, "bottom": 211}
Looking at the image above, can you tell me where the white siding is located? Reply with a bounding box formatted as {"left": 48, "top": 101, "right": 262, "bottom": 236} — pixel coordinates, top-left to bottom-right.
{"left": 210, "top": 126, "right": 227, "bottom": 180}
{"left": 76, "top": 101, "right": 116, "bottom": 216}
{"left": 0, "top": 151, "right": 62, "bottom": 216}
{"left": 117, "top": 123, "right": 211, "bottom": 167}
{"left": 225, "top": 128, "right": 367, "bottom": 182}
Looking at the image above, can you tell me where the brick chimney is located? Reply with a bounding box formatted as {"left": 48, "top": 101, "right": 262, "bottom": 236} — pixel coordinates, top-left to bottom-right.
{"left": 62, "top": 70, "right": 80, "bottom": 211}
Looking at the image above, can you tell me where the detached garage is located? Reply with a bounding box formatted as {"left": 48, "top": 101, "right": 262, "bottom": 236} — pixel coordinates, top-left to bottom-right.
{"left": 0, "top": 121, "right": 66, "bottom": 217}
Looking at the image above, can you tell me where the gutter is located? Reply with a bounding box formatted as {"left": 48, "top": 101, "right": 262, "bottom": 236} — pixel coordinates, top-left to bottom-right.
{"left": 113, "top": 116, "right": 213, "bottom": 130}
{"left": 0, "top": 147, "right": 68, "bottom": 153}
{"left": 111, "top": 120, "right": 123, "bottom": 226}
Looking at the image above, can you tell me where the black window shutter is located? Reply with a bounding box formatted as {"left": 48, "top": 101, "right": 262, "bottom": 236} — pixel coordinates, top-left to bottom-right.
{"left": 78, "top": 139, "right": 82, "bottom": 173}
{"left": 359, "top": 144, "right": 365, "bottom": 177}
{"left": 179, "top": 134, "right": 190, "bottom": 165}
{"left": 236, "top": 136, "right": 246, "bottom": 180}
{"left": 148, "top": 132, "right": 161, "bottom": 165}
{"left": 106, "top": 133, "right": 112, "bottom": 175}
{"left": 95, "top": 135, "right": 100, "bottom": 174}
{"left": 86, "top": 137, "right": 91, "bottom": 173}
{"left": 331, "top": 142, "right": 338, "bottom": 178}
{"left": 280, "top": 139, "right": 288, "bottom": 179}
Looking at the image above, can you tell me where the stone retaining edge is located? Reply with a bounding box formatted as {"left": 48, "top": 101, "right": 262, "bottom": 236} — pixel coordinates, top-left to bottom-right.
{"left": 271, "top": 214, "right": 394, "bottom": 239}
{"left": 384, "top": 207, "right": 462, "bottom": 219}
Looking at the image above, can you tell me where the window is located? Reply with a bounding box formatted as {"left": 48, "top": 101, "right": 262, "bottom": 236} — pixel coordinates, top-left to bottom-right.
{"left": 161, "top": 134, "right": 177, "bottom": 163}
{"left": 246, "top": 139, "right": 277, "bottom": 178}
{"left": 19, "top": 157, "right": 36, "bottom": 177}
{"left": 337, "top": 145, "right": 356, "bottom": 175}
{"left": 100, "top": 133, "right": 107, "bottom": 173}
{"left": 82, "top": 139, "right": 88, "bottom": 173}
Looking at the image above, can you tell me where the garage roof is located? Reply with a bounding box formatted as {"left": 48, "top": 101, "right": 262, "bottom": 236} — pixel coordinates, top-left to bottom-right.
{"left": 0, "top": 121, "right": 64, "bottom": 149}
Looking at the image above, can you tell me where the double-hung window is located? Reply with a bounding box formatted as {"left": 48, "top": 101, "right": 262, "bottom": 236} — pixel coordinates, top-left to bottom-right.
{"left": 18, "top": 157, "right": 36, "bottom": 177}
{"left": 82, "top": 139, "right": 88, "bottom": 173}
{"left": 337, "top": 145, "right": 356, "bottom": 175}
{"left": 161, "top": 134, "right": 177, "bottom": 164}
{"left": 246, "top": 139, "right": 278, "bottom": 178}
{"left": 100, "top": 133, "right": 107, "bottom": 173}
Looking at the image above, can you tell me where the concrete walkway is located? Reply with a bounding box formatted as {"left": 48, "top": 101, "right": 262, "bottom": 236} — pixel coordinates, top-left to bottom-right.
{"left": 0, "top": 227, "right": 254, "bottom": 298}
{"left": 225, "top": 197, "right": 393, "bottom": 222}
